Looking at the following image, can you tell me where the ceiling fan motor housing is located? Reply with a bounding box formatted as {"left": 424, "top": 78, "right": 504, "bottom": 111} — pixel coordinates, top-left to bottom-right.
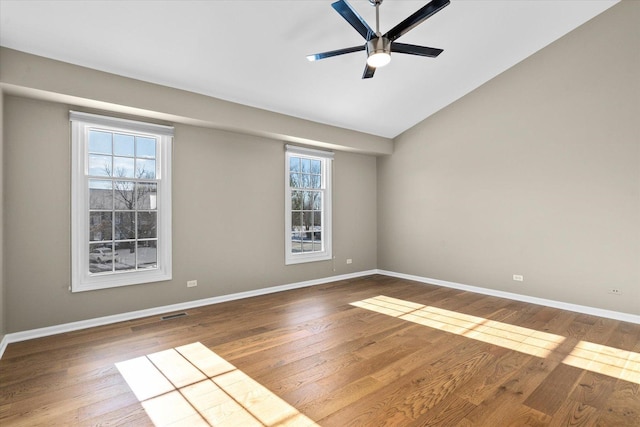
{"left": 366, "top": 37, "right": 391, "bottom": 67}
{"left": 366, "top": 36, "right": 390, "bottom": 56}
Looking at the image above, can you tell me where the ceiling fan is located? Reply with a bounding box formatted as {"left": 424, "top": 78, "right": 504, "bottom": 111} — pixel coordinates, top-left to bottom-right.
{"left": 307, "top": 0, "right": 450, "bottom": 79}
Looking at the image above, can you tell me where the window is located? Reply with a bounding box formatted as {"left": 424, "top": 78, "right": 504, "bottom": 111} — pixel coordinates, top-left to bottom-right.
{"left": 70, "top": 111, "right": 173, "bottom": 292}
{"left": 285, "top": 145, "right": 333, "bottom": 264}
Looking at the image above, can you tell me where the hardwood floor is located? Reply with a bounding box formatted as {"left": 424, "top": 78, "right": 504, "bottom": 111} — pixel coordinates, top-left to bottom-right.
{"left": 1, "top": 275, "right": 639, "bottom": 426}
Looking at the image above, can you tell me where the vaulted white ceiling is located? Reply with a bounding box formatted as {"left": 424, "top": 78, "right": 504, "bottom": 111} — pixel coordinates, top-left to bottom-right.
{"left": 0, "top": 0, "right": 619, "bottom": 138}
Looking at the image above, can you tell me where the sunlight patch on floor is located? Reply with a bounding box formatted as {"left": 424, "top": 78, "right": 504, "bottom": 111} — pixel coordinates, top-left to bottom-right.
{"left": 351, "top": 295, "right": 640, "bottom": 385}
{"left": 563, "top": 340, "right": 640, "bottom": 384}
{"left": 351, "top": 295, "right": 563, "bottom": 357}
{"left": 116, "top": 342, "right": 318, "bottom": 426}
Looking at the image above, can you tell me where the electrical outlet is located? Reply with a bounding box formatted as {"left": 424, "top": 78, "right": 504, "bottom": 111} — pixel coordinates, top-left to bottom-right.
{"left": 513, "top": 274, "right": 524, "bottom": 282}
{"left": 608, "top": 288, "right": 622, "bottom": 295}
{"left": 346, "top": 259, "right": 353, "bottom": 264}
{"left": 187, "top": 280, "right": 198, "bottom": 288}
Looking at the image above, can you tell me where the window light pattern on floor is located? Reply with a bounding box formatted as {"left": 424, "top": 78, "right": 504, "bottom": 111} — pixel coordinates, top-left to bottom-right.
{"left": 351, "top": 295, "right": 640, "bottom": 385}
{"left": 115, "top": 342, "right": 318, "bottom": 427}
{"left": 563, "top": 340, "right": 640, "bottom": 384}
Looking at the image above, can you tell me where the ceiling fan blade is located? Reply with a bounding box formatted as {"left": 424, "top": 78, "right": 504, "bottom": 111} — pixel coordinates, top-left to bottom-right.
{"left": 384, "top": 0, "right": 450, "bottom": 42}
{"left": 331, "top": 0, "right": 375, "bottom": 41}
{"left": 362, "top": 64, "right": 376, "bottom": 79}
{"left": 392, "top": 42, "right": 443, "bottom": 58}
{"left": 307, "top": 45, "right": 365, "bottom": 62}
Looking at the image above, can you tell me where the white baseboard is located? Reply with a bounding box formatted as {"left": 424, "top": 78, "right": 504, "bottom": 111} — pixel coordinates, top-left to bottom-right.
{"left": 2, "top": 268, "right": 638, "bottom": 359}
{"left": 0, "top": 270, "right": 377, "bottom": 359}
{"left": 378, "top": 269, "right": 640, "bottom": 325}
{"left": 0, "top": 335, "right": 7, "bottom": 360}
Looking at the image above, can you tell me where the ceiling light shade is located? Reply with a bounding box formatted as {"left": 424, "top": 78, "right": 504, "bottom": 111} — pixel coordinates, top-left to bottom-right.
{"left": 367, "top": 51, "right": 391, "bottom": 68}
{"left": 366, "top": 37, "right": 391, "bottom": 68}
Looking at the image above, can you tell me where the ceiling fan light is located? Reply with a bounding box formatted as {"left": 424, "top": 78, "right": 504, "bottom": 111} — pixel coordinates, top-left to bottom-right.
{"left": 367, "top": 51, "right": 391, "bottom": 68}
{"left": 366, "top": 37, "right": 391, "bottom": 68}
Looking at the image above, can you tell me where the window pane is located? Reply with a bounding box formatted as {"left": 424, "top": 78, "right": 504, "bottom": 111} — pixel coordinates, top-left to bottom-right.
{"left": 311, "top": 159, "right": 321, "bottom": 174}
{"left": 137, "top": 137, "right": 156, "bottom": 158}
{"left": 290, "top": 173, "right": 302, "bottom": 188}
{"left": 89, "top": 243, "right": 115, "bottom": 273}
{"left": 291, "top": 240, "right": 302, "bottom": 253}
{"left": 289, "top": 157, "right": 300, "bottom": 173}
{"left": 89, "top": 154, "right": 112, "bottom": 177}
{"left": 313, "top": 239, "right": 322, "bottom": 252}
{"left": 310, "top": 174, "right": 321, "bottom": 189}
{"left": 115, "top": 242, "right": 136, "bottom": 272}
{"left": 90, "top": 212, "right": 112, "bottom": 241}
{"left": 114, "top": 133, "right": 135, "bottom": 157}
{"left": 88, "top": 130, "right": 112, "bottom": 154}
{"left": 136, "top": 158, "right": 156, "bottom": 179}
{"left": 314, "top": 211, "right": 322, "bottom": 228}
{"left": 138, "top": 212, "right": 157, "bottom": 238}
{"left": 291, "top": 212, "right": 301, "bottom": 228}
{"left": 113, "top": 156, "right": 135, "bottom": 178}
{"left": 301, "top": 158, "right": 310, "bottom": 173}
{"left": 114, "top": 212, "right": 135, "bottom": 240}
{"left": 137, "top": 183, "right": 157, "bottom": 209}
{"left": 137, "top": 240, "right": 157, "bottom": 269}
{"left": 303, "top": 212, "right": 314, "bottom": 235}
{"left": 313, "top": 193, "right": 322, "bottom": 210}
{"left": 303, "top": 192, "right": 313, "bottom": 210}
{"left": 301, "top": 173, "right": 311, "bottom": 188}
{"left": 302, "top": 240, "right": 313, "bottom": 253}
{"left": 114, "top": 181, "right": 135, "bottom": 210}
{"left": 292, "top": 224, "right": 304, "bottom": 240}
{"left": 291, "top": 190, "right": 303, "bottom": 210}
{"left": 89, "top": 180, "right": 113, "bottom": 209}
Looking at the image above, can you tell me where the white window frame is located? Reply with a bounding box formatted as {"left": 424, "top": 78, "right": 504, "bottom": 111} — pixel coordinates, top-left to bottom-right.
{"left": 70, "top": 111, "right": 173, "bottom": 292}
{"left": 285, "top": 145, "right": 333, "bottom": 265}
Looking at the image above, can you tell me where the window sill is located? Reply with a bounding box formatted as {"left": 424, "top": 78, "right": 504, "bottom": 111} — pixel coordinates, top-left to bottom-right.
{"left": 285, "top": 252, "right": 332, "bottom": 265}
{"left": 72, "top": 269, "right": 172, "bottom": 292}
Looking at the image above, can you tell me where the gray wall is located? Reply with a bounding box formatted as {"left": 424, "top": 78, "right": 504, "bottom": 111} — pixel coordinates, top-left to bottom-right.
{"left": 2, "top": 1, "right": 638, "bottom": 335}
{"left": 378, "top": 1, "right": 639, "bottom": 315}
{"left": 3, "top": 96, "right": 377, "bottom": 332}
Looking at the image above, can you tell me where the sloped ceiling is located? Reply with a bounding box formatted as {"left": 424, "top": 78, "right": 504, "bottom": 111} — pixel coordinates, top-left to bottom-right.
{"left": 0, "top": 0, "right": 619, "bottom": 138}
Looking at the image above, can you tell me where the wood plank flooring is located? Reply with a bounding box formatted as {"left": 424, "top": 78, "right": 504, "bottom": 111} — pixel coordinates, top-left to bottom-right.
{"left": 1, "top": 275, "right": 639, "bottom": 426}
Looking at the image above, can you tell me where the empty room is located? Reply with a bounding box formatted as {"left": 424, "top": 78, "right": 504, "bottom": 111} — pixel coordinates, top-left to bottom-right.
{"left": 0, "top": 0, "right": 638, "bottom": 426}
